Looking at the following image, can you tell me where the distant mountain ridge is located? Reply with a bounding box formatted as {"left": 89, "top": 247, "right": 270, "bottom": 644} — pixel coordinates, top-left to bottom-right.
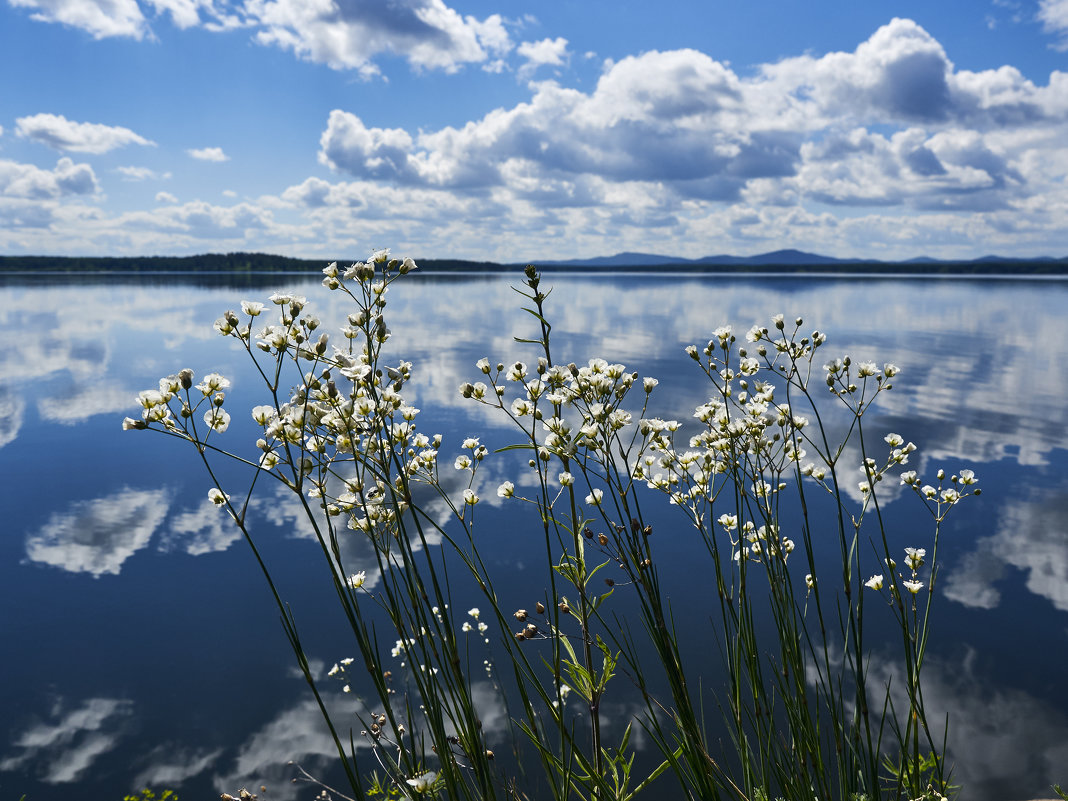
{"left": 530, "top": 248, "right": 1067, "bottom": 268}
{"left": 2, "top": 250, "right": 1066, "bottom": 275}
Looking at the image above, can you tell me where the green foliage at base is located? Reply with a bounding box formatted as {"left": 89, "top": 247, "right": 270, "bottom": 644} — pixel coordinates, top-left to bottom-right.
{"left": 123, "top": 789, "right": 178, "bottom": 801}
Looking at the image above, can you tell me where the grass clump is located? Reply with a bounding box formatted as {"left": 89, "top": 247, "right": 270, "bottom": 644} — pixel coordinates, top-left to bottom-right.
{"left": 126, "top": 253, "right": 978, "bottom": 801}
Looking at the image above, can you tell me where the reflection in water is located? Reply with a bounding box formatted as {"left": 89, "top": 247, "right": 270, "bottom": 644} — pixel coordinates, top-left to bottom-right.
{"left": 945, "top": 481, "right": 1068, "bottom": 612}
{"left": 24, "top": 487, "right": 170, "bottom": 577}
{"left": 0, "top": 384, "right": 23, "bottom": 448}
{"left": 132, "top": 745, "right": 224, "bottom": 792}
{"left": 162, "top": 497, "right": 244, "bottom": 556}
{"left": 2, "top": 274, "right": 1068, "bottom": 799}
{"left": 0, "top": 697, "right": 132, "bottom": 784}
{"left": 211, "top": 692, "right": 364, "bottom": 801}
{"left": 37, "top": 381, "right": 137, "bottom": 426}
{"left": 868, "top": 653, "right": 1068, "bottom": 801}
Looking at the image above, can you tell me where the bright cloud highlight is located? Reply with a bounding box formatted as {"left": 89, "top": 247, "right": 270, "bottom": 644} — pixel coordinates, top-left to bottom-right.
{"left": 15, "top": 113, "right": 155, "bottom": 154}
{"left": 187, "top": 146, "right": 229, "bottom": 162}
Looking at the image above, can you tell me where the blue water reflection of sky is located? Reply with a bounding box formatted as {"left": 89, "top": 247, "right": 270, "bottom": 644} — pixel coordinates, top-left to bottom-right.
{"left": 1, "top": 272, "right": 1067, "bottom": 800}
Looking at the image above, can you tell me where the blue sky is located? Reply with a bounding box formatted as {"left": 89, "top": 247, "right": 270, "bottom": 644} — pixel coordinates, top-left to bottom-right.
{"left": 2, "top": 0, "right": 1068, "bottom": 261}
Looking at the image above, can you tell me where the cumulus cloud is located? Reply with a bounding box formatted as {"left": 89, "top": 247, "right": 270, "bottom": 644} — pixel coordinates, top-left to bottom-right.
{"left": 8, "top": 0, "right": 150, "bottom": 38}
{"left": 1039, "top": 0, "right": 1068, "bottom": 49}
{"left": 16, "top": 113, "right": 154, "bottom": 154}
{"left": 517, "top": 36, "right": 569, "bottom": 79}
{"left": 119, "top": 198, "right": 273, "bottom": 239}
{"left": 10, "top": 0, "right": 512, "bottom": 74}
{"left": 187, "top": 146, "right": 229, "bottom": 162}
{"left": 141, "top": 0, "right": 228, "bottom": 29}
{"left": 0, "top": 157, "right": 99, "bottom": 199}
{"left": 155, "top": 190, "right": 178, "bottom": 203}
{"left": 242, "top": 0, "right": 511, "bottom": 76}
{"left": 5, "top": 18, "right": 1068, "bottom": 261}
{"left": 298, "top": 19, "right": 1068, "bottom": 259}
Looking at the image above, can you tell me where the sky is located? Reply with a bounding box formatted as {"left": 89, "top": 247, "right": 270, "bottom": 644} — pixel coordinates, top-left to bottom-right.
{"left": 2, "top": 0, "right": 1068, "bottom": 262}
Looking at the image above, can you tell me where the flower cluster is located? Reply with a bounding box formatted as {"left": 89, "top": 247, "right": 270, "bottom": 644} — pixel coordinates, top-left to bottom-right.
{"left": 126, "top": 252, "right": 454, "bottom": 549}
{"left": 866, "top": 546, "right": 928, "bottom": 597}
{"left": 901, "top": 466, "right": 980, "bottom": 522}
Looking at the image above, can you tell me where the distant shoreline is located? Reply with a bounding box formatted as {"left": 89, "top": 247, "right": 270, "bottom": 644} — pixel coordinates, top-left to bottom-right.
{"left": 1, "top": 252, "right": 1067, "bottom": 275}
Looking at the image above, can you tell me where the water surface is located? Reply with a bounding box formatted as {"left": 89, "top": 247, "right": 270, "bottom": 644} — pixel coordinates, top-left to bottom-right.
{"left": 1, "top": 271, "right": 1066, "bottom": 800}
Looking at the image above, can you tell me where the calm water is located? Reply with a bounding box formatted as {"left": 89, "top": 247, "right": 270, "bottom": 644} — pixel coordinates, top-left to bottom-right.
{"left": 1, "top": 271, "right": 1067, "bottom": 801}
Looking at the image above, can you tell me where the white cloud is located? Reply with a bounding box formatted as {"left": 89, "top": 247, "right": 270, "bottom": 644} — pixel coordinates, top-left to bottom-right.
{"left": 0, "top": 157, "right": 99, "bottom": 199}
{"left": 155, "top": 190, "right": 178, "bottom": 203}
{"left": 8, "top": 0, "right": 150, "bottom": 38}
{"left": 117, "top": 165, "right": 170, "bottom": 181}
{"left": 142, "top": 0, "right": 208, "bottom": 28}
{"left": 517, "top": 36, "right": 569, "bottom": 80}
{"left": 4, "top": 19, "right": 1068, "bottom": 261}
{"left": 16, "top": 113, "right": 155, "bottom": 154}
{"left": 187, "top": 146, "right": 229, "bottom": 162}
{"left": 119, "top": 198, "right": 275, "bottom": 239}
{"left": 1039, "top": 0, "right": 1068, "bottom": 49}
{"left": 243, "top": 0, "right": 511, "bottom": 76}
{"left": 11, "top": 0, "right": 513, "bottom": 75}
{"left": 299, "top": 19, "right": 1068, "bottom": 259}
{"left": 319, "top": 22, "right": 1067, "bottom": 205}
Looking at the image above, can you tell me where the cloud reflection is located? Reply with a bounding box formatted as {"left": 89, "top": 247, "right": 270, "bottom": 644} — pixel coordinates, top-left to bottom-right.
{"left": 944, "top": 480, "right": 1068, "bottom": 612}
{"left": 24, "top": 487, "right": 170, "bottom": 577}
{"left": 0, "top": 383, "right": 23, "bottom": 448}
{"left": 868, "top": 652, "right": 1068, "bottom": 800}
{"left": 37, "top": 381, "right": 140, "bottom": 425}
{"left": 0, "top": 697, "right": 132, "bottom": 784}
{"left": 211, "top": 692, "right": 359, "bottom": 801}
{"left": 132, "top": 745, "right": 224, "bottom": 790}
{"left": 162, "top": 497, "right": 244, "bottom": 556}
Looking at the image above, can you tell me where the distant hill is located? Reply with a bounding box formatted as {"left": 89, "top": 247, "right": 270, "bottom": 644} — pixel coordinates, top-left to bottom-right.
{"left": 531, "top": 248, "right": 1066, "bottom": 269}
{"left": 1, "top": 250, "right": 1066, "bottom": 275}
{"left": 533, "top": 248, "right": 843, "bottom": 268}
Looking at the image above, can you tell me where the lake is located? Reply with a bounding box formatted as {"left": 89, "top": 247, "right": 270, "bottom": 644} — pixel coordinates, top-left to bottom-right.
{"left": 1, "top": 270, "right": 1066, "bottom": 801}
